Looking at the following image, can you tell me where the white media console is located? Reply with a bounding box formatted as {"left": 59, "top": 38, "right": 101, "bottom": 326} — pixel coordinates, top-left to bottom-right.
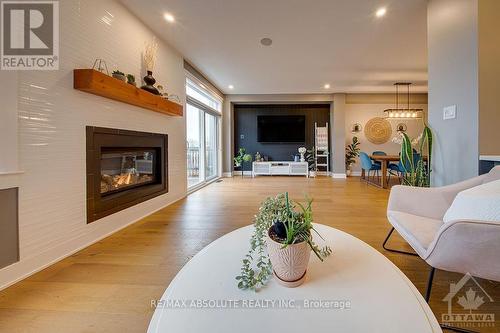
{"left": 252, "top": 161, "right": 309, "bottom": 177}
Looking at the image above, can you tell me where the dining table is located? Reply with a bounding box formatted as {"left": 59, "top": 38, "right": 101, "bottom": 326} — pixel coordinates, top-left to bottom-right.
{"left": 366, "top": 155, "right": 400, "bottom": 189}
{"left": 365, "top": 154, "right": 427, "bottom": 189}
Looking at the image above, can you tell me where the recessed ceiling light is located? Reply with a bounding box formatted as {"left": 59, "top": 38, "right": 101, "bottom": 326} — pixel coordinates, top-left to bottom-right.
{"left": 375, "top": 7, "right": 387, "bottom": 18}
{"left": 164, "top": 12, "right": 175, "bottom": 23}
{"left": 324, "top": 83, "right": 331, "bottom": 89}
{"left": 228, "top": 85, "right": 234, "bottom": 90}
{"left": 260, "top": 38, "right": 273, "bottom": 46}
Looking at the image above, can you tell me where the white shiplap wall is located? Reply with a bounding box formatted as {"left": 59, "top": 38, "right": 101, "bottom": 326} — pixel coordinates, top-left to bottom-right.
{"left": 0, "top": 0, "right": 187, "bottom": 289}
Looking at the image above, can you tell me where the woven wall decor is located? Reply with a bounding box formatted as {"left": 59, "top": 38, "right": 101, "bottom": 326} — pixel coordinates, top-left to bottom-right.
{"left": 364, "top": 117, "right": 392, "bottom": 144}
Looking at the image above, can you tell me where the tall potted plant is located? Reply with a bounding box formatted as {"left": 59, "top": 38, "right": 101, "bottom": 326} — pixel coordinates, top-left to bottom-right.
{"left": 399, "top": 125, "right": 432, "bottom": 187}
{"left": 305, "top": 148, "right": 316, "bottom": 177}
{"left": 345, "top": 136, "right": 360, "bottom": 176}
{"left": 236, "top": 193, "right": 331, "bottom": 289}
{"left": 234, "top": 148, "right": 252, "bottom": 175}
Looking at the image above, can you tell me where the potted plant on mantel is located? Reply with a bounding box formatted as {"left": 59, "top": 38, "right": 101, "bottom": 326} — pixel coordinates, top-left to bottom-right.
{"left": 345, "top": 136, "right": 360, "bottom": 176}
{"left": 236, "top": 193, "right": 332, "bottom": 290}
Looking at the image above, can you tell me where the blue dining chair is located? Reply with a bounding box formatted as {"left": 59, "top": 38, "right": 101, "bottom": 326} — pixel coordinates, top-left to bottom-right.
{"left": 360, "top": 152, "right": 381, "bottom": 184}
{"left": 371, "top": 151, "right": 386, "bottom": 167}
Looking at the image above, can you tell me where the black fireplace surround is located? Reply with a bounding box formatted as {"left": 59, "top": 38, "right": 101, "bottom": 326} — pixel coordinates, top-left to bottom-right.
{"left": 86, "top": 126, "right": 168, "bottom": 223}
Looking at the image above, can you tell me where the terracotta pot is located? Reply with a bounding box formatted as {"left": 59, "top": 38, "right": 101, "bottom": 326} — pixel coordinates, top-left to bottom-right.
{"left": 267, "top": 228, "right": 311, "bottom": 287}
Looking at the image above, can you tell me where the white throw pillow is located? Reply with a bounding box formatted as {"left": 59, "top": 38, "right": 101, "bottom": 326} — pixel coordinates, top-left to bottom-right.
{"left": 443, "top": 179, "right": 500, "bottom": 223}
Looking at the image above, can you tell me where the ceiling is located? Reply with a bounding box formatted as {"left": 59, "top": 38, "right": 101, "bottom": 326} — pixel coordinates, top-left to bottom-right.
{"left": 121, "top": 0, "right": 428, "bottom": 95}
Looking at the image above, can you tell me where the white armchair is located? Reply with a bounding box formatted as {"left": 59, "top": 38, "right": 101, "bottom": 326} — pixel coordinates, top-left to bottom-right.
{"left": 384, "top": 166, "right": 500, "bottom": 332}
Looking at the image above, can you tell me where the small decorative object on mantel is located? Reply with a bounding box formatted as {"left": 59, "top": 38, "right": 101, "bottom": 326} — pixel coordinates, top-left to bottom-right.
{"left": 351, "top": 123, "right": 362, "bottom": 133}
{"left": 167, "top": 94, "right": 181, "bottom": 103}
{"left": 141, "top": 37, "right": 161, "bottom": 95}
{"left": 236, "top": 193, "right": 331, "bottom": 289}
{"left": 254, "top": 151, "right": 262, "bottom": 162}
{"left": 396, "top": 123, "right": 407, "bottom": 133}
{"left": 298, "top": 147, "right": 307, "bottom": 162}
{"left": 92, "top": 58, "right": 109, "bottom": 75}
{"left": 126, "top": 74, "right": 136, "bottom": 86}
{"left": 112, "top": 70, "right": 126, "bottom": 82}
{"left": 364, "top": 117, "right": 392, "bottom": 144}
{"left": 157, "top": 84, "right": 170, "bottom": 98}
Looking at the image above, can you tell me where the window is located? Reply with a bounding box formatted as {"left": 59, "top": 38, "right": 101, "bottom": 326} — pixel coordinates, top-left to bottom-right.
{"left": 185, "top": 75, "right": 222, "bottom": 190}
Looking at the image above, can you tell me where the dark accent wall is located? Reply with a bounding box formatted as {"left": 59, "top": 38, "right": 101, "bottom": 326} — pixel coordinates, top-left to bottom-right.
{"left": 234, "top": 104, "right": 330, "bottom": 166}
{"left": 0, "top": 187, "right": 19, "bottom": 269}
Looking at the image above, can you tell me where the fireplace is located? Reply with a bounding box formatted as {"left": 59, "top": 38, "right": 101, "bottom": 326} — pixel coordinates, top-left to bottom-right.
{"left": 86, "top": 127, "right": 168, "bottom": 223}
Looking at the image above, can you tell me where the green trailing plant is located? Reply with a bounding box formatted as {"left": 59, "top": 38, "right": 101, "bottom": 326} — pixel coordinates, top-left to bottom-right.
{"left": 236, "top": 193, "right": 332, "bottom": 290}
{"left": 112, "top": 70, "right": 125, "bottom": 76}
{"left": 234, "top": 147, "right": 252, "bottom": 167}
{"left": 345, "top": 136, "right": 360, "bottom": 169}
{"left": 400, "top": 125, "right": 433, "bottom": 187}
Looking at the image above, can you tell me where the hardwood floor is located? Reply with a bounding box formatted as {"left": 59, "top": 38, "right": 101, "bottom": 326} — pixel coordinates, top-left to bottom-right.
{"left": 0, "top": 177, "right": 498, "bottom": 332}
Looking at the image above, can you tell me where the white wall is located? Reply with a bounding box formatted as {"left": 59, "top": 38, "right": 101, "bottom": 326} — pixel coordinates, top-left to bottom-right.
{"left": 428, "top": 0, "right": 479, "bottom": 185}
{"left": 345, "top": 102, "right": 427, "bottom": 173}
{"left": 0, "top": 0, "right": 187, "bottom": 289}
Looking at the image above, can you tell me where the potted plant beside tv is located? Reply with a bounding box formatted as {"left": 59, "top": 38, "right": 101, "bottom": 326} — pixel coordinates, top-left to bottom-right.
{"left": 305, "top": 148, "right": 316, "bottom": 177}
{"left": 236, "top": 193, "right": 332, "bottom": 289}
{"left": 234, "top": 148, "right": 252, "bottom": 177}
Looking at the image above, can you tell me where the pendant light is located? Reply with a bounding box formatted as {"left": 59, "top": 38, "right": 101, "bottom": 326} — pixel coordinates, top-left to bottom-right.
{"left": 384, "top": 82, "right": 423, "bottom": 119}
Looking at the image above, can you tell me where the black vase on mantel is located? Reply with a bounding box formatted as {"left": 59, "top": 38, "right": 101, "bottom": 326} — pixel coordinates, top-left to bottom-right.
{"left": 141, "top": 70, "right": 160, "bottom": 95}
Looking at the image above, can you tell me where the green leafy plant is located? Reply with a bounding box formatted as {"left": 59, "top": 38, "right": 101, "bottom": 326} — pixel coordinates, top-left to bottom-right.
{"left": 234, "top": 147, "right": 252, "bottom": 167}
{"left": 126, "top": 74, "right": 135, "bottom": 83}
{"left": 112, "top": 70, "right": 125, "bottom": 76}
{"left": 305, "top": 147, "right": 316, "bottom": 170}
{"left": 236, "top": 193, "right": 332, "bottom": 290}
{"left": 345, "top": 136, "right": 360, "bottom": 169}
{"left": 400, "top": 125, "right": 433, "bottom": 187}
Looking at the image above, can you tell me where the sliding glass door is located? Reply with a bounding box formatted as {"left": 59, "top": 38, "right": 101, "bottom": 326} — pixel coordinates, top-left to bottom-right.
{"left": 205, "top": 113, "right": 218, "bottom": 180}
{"left": 186, "top": 77, "right": 222, "bottom": 190}
{"left": 187, "top": 104, "right": 203, "bottom": 188}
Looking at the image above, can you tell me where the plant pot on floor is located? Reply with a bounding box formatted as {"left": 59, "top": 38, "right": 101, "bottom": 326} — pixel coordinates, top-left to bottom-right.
{"left": 346, "top": 169, "right": 352, "bottom": 177}
{"left": 309, "top": 170, "right": 317, "bottom": 178}
{"left": 267, "top": 227, "right": 311, "bottom": 287}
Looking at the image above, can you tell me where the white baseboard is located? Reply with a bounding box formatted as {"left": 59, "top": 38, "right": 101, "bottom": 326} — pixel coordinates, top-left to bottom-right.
{"left": 222, "top": 172, "right": 233, "bottom": 178}
{"left": 331, "top": 173, "right": 347, "bottom": 179}
{"left": 350, "top": 171, "right": 362, "bottom": 176}
{"left": 233, "top": 171, "right": 252, "bottom": 176}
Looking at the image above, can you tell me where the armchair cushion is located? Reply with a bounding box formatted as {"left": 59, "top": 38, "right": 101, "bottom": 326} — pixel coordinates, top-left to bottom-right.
{"left": 443, "top": 179, "right": 500, "bottom": 223}
{"left": 387, "top": 211, "right": 443, "bottom": 257}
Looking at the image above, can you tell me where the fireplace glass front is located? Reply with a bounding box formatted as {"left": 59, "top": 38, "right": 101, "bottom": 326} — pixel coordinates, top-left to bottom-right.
{"left": 100, "top": 148, "right": 158, "bottom": 195}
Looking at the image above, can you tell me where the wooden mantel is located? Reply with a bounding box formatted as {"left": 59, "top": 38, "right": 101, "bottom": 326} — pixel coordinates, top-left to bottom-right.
{"left": 73, "top": 69, "right": 183, "bottom": 117}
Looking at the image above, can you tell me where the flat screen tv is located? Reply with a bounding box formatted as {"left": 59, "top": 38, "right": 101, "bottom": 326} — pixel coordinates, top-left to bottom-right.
{"left": 257, "top": 115, "right": 306, "bottom": 143}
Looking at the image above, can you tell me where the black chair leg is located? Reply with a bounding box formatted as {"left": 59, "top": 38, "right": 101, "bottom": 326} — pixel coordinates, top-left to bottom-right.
{"left": 382, "top": 227, "right": 418, "bottom": 256}
{"left": 425, "top": 267, "right": 435, "bottom": 302}
{"left": 424, "top": 268, "right": 479, "bottom": 333}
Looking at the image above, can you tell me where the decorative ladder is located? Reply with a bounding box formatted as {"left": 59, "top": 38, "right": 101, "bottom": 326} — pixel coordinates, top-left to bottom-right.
{"left": 314, "top": 122, "right": 330, "bottom": 175}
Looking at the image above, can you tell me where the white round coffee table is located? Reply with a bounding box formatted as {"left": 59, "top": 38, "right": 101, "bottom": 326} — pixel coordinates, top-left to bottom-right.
{"left": 148, "top": 224, "right": 441, "bottom": 333}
